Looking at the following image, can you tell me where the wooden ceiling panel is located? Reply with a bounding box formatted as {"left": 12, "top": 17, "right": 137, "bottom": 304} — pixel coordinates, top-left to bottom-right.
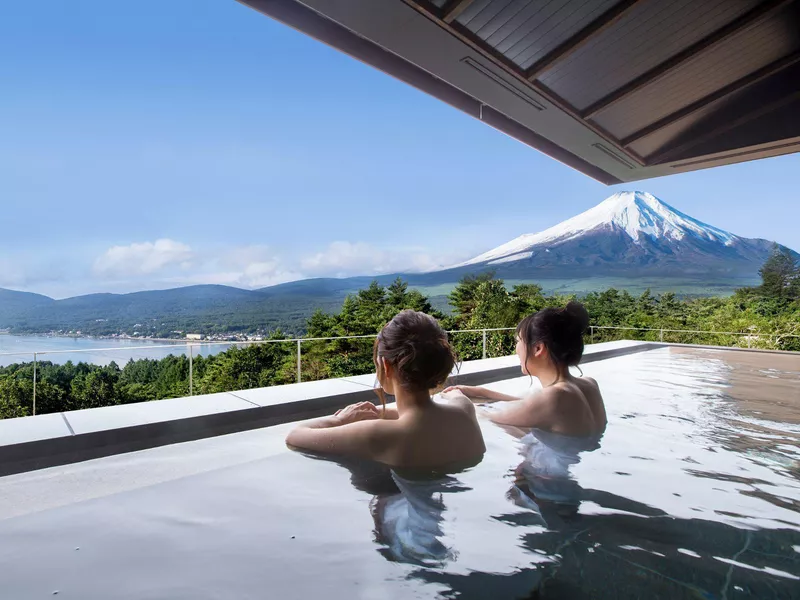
{"left": 591, "top": 11, "right": 800, "bottom": 139}
{"left": 540, "top": 0, "right": 765, "bottom": 110}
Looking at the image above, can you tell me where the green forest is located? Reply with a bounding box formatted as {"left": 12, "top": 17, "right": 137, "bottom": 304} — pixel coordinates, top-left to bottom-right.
{"left": 1, "top": 246, "right": 798, "bottom": 420}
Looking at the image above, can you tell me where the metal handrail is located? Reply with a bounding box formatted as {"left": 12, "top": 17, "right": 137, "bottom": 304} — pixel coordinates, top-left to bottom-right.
{"left": 5, "top": 324, "right": 798, "bottom": 415}
{"left": 590, "top": 325, "right": 800, "bottom": 337}
{"left": 587, "top": 324, "right": 800, "bottom": 347}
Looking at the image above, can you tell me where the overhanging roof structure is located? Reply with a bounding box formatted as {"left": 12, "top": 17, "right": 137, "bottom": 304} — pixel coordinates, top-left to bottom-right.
{"left": 239, "top": 0, "right": 800, "bottom": 184}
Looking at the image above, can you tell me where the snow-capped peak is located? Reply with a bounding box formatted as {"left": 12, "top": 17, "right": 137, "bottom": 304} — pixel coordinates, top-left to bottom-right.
{"left": 455, "top": 191, "right": 738, "bottom": 267}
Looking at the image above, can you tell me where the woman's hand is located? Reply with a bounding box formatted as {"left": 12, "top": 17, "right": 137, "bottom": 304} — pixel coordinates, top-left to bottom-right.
{"left": 442, "top": 385, "right": 487, "bottom": 398}
{"left": 443, "top": 385, "right": 521, "bottom": 403}
{"left": 333, "top": 401, "right": 380, "bottom": 425}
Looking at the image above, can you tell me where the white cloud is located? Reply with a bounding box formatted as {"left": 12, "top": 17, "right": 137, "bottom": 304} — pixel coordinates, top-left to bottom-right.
{"left": 300, "top": 241, "right": 456, "bottom": 278}
{"left": 192, "top": 262, "right": 302, "bottom": 289}
{"left": 72, "top": 238, "right": 470, "bottom": 295}
{"left": 241, "top": 261, "right": 302, "bottom": 288}
{"left": 198, "top": 245, "right": 304, "bottom": 289}
{"left": 0, "top": 255, "right": 77, "bottom": 295}
{"left": 93, "top": 239, "right": 194, "bottom": 277}
{"left": 0, "top": 258, "right": 27, "bottom": 288}
{"left": 301, "top": 241, "right": 378, "bottom": 275}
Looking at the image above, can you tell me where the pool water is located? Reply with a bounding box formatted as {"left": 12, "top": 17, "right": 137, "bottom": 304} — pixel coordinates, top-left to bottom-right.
{"left": 0, "top": 347, "right": 798, "bottom": 598}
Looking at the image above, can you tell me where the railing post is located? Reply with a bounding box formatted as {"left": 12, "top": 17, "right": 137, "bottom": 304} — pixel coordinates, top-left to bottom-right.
{"left": 482, "top": 329, "right": 487, "bottom": 360}
{"left": 32, "top": 352, "right": 37, "bottom": 416}
{"left": 590, "top": 326, "right": 594, "bottom": 344}
{"left": 296, "top": 339, "right": 302, "bottom": 383}
{"left": 660, "top": 328, "right": 664, "bottom": 343}
{"left": 188, "top": 344, "right": 193, "bottom": 396}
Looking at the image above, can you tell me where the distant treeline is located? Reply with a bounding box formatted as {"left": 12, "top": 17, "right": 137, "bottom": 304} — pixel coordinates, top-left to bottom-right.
{"left": 1, "top": 246, "right": 798, "bottom": 419}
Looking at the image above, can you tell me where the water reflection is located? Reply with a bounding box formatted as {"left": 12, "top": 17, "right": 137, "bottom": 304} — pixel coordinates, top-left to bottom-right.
{"left": 339, "top": 449, "right": 554, "bottom": 597}
{"left": 507, "top": 428, "right": 601, "bottom": 528}
{"left": 486, "top": 421, "right": 799, "bottom": 599}
{"left": 371, "top": 471, "right": 470, "bottom": 566}
{"left": 338, "top": 456, "right": 474, "bottom": 567}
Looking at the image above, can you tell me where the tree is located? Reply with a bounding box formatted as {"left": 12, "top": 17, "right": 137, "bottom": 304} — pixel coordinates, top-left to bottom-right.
{"left": 511, "top": 283, "right": 547, "bottom": 313}
{"left": 582, "top": 288, "right": 635, "bottom": 326}
{"left": 759, "top": 245, "right": 800, "bottom": 300}
{"left": 386, "top": 278, "right": 410, "bottom": 308}
{"left": 71, "top": 370, "right": 119, "bottom": 410}
{"left": 32, "top": 381, "right": 68, "bottom": 414}
{"left": 0, "top": 376, "right": 30, "bottom": 419}
{"left": 197, "top": 335, "right": 292, "bottom": 394}
{"left": 637, "top": 289, "right": 656, "bottom": 316}
{"left": 388, "top": 278, "right": 436, "bottom": 314}
{"left": 445, "top": 274, "right": 571, "bottom": 359}
{"left": 447, "top": 272, "right": 496, "bottom": 328}
{"left": 300, "top": 279, "right": 443, "bottom": 380}
{"left": 656, "top": 292, "right": 683, "bottom": 321}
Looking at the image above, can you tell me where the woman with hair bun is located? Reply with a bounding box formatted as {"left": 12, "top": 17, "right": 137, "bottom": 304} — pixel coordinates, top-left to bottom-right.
{"left": 445, "top": 301, "right": 606, "bottom": 437}
{"left": 287, "top": 309, "right": 485, "bottom": 469}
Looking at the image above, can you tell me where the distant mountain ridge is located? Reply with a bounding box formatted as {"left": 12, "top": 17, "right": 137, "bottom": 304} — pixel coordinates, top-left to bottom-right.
{"left": 0, "top": 191, "right": 795, "bottom": 335}
{"left": 0, "top": 285, "right": 347, "bottom": 337}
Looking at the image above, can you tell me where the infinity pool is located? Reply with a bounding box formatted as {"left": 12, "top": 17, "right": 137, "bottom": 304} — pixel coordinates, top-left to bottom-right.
{"left": 1, "top": 347, "right": 798, "bottom": 598}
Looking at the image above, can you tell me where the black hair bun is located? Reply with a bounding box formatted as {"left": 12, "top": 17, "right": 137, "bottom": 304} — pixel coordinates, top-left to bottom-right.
{"left": 563, "top": 301, "right": 590, "bottom": 335}
{"left": 516, "top": 301, "right": 591, "bottom": 369}
{"left": 376, "top": 310, "right": 455, "bottom": 393}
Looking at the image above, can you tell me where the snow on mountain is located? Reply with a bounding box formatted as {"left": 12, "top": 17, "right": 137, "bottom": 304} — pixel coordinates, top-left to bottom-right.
{"left": 456, "top": 191, "right": 738, "bottom": 267}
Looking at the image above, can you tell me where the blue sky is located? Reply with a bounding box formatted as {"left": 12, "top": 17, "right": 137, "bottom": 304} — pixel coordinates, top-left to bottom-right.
{"left": 1, "top": 0, "right": 798, "bottom": 298}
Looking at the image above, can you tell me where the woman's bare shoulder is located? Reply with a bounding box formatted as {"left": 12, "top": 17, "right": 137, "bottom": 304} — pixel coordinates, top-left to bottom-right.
{"left": 574, "top": 376, "right": 601, "bottom": 393}
{"left": 517, "top": 385, "right": 577, "bottom": 419}
{"left": 439, "top": 391, "right": 477, "bottom": 414}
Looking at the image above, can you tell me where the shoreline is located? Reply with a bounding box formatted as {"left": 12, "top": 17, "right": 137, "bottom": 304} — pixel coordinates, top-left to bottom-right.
{"left": 0, "top": 335, "right": 246, "bottom": 366}
{"left": 0, "top": 332, "right": 254, "bottom": 345}
{"left": 0, "top": 332, "right": 186, "bottom": 343}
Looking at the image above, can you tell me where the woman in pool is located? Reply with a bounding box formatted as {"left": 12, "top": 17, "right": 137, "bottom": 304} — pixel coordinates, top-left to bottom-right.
{"left": 286, "top": 309, "right": 486, "bottom": 468}
{"left": 444, "top": 301, "right": 606, "bottom": 437}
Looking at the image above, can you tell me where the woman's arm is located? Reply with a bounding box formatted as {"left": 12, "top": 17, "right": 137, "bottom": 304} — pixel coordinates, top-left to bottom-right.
{"left": 286, "top": 402, "right": 399, "bottom": 461}
{"left": 443, "top": 385, "right": 521, "bottom": 403}
{"left": 486, "top": 388, "right": 561, "bottom": 429}
{"left": 379, "top": 404, "right": 400, "bottom": 419}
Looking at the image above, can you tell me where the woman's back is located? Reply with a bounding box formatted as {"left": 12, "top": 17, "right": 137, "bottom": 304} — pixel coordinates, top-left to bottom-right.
{"left": 570, "top": 376, "right": 606, "bottom": 430}
{"left": 388, "top": 396, "right": 484, "bottom": 468}
{"left": 547, "top": 376, "right": 606, "bottom": 437}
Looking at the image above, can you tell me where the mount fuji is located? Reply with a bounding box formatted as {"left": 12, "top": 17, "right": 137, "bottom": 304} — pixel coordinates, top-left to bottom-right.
{"left": 439, "top": 191, "right": 790, "bottom": 282}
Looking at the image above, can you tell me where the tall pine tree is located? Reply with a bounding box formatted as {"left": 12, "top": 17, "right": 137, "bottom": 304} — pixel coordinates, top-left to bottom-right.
{"left": 759, "top": 245, "right": 800, "bottom": 300}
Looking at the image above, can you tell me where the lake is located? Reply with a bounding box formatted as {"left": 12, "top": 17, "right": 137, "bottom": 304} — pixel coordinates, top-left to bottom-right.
{"left": 0, "top": 334, "right": 233, "bottom": 367}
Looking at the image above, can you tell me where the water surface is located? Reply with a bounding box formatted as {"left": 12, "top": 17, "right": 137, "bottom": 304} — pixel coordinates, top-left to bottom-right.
{"left": 0, "top": 333, "right": 231, "bottom": 366}
{"left": 0, "top": 347, "right": 798, "bottom": 598}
